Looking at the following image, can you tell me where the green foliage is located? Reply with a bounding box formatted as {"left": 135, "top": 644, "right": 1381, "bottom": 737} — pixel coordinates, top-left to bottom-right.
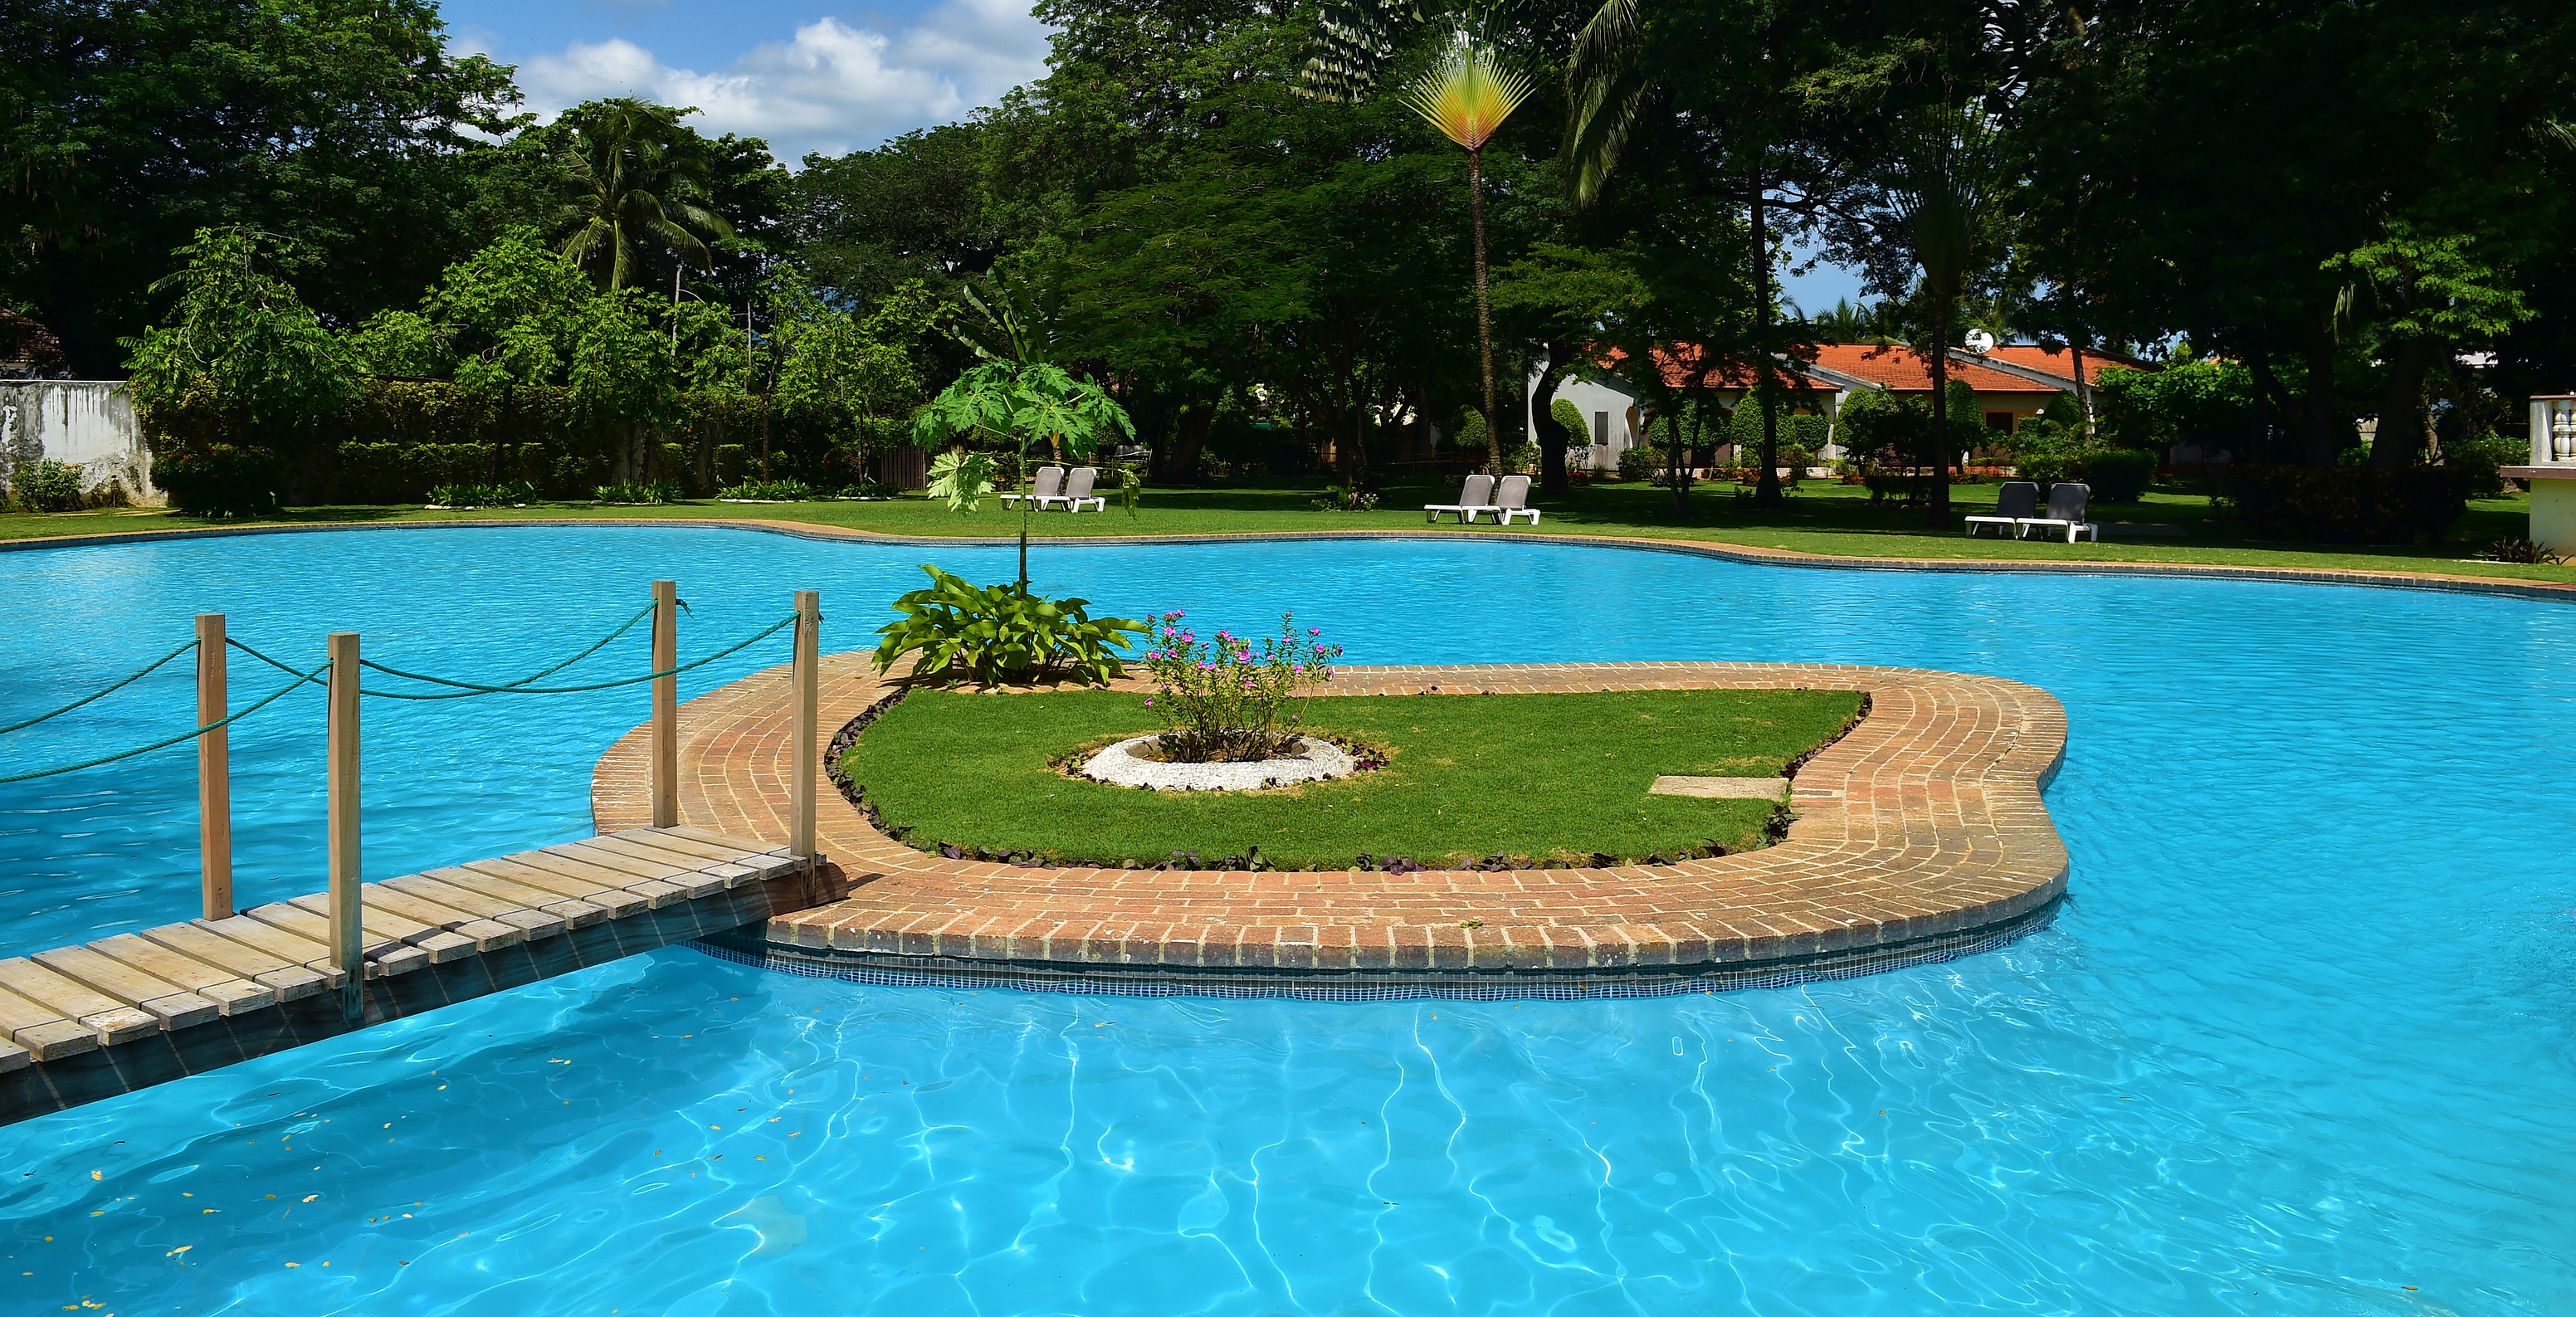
{"left": 1617, "top": 443, "right": 1666, "bottom": 482}
{"left": 925, "top": 449, "right": 998, "bottom": 510}
{"left": 871, "top": 565, "right": 1146, "bottom": 688}
{"left": 1549, "top": 398, "right": 1589, "bottom": 442}
{"left": 2444, "top": 433, "right": 2527, "bottom": 498}
{"left": 2081, "top": 450, "right": 2159, "bottom": 503}
{"left": 596, "top": 480, "right": 682, "bottom": 505}
{"left": 719, "top": 478, "right": 813, "bottom": 501}
{"left": 768, "top": 268, "right": 935, "bottom": 448}
{"left": 1310, "top": 483, "right": 1380, "bottom": 511}
{"left": 914, "top": 361, "right": 1134, "bottom": 459}
{"left": 2222, "top": 465, "right": 2476, "bottom": 543}
{"left": 427, "top": 480, "right": 537, "bottom": 508}
{"left": 6, "top": 460, "right": 90, "bottom": 513}
{"left": 2093, "top": 362, "right": 2250, "bottom": 453}
{"left": 123, "top": 228, "right": 359, "bottom": 437}
{"left": 556, "top": 100, "right": 737, "bottom": 291}
{"left": 1449, "top": 409, "right": 1490, "bottom": 456}
{"left": 0, "top": 0, "right": 519, "bottom": 373}
{"left": 1136, "top": 610, "right": 1341, "bottom": 761}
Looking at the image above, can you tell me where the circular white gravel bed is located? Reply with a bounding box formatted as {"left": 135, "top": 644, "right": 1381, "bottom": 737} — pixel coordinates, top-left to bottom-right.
{"left": 1081, "top": 733, "right": 1354, "bottom": 792}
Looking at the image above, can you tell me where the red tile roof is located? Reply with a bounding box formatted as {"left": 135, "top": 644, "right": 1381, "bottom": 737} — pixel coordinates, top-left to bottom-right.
{"left": 1803, "top": 344, "right": 2058, "bottom": 397}
{"left": 1583, "top": 342, "right": 2075, "bottom": 400}
{"left": 1978, "top": 344, "right": 2140, "bottom": 387}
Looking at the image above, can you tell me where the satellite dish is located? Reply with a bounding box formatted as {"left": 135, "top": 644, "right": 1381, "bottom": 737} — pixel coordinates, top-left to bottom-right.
{"left": 1963, "top": 329, "right": 1998, "bottom": 354}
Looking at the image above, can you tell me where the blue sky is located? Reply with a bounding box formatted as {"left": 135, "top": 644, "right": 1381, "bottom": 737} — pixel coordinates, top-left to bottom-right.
{"left": 438, "top": 0, "right": 1865, "bottom": 305}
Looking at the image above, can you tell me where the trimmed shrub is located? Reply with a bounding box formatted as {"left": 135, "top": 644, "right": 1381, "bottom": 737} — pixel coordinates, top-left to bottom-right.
{"left": 2081, "top": 449, "right": 2158, "bottom": 503}
{"left": 7, "top": 459, "right": 90, "bottom": 512}
{"left": 1548, "top": 398, "right": 1588, "bottom": 442}
{"left": 1617, "top": 442, "right": 1666, "bottom": 481}
{"left": 156, "top": 443, "right": 285, "bottom": 517}
{"left": 2446, "top": 433, "right": 2526, "bottom": 497}
{"left": 2223, "top": 464, "right": 2476, "bottom": 543}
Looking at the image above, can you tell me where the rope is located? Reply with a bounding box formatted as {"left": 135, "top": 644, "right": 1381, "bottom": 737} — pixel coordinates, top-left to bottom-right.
{"left": 356, "top": 612, "right": 798, "bottom": 696}
{"left": 0, "top": 604, "right": 797, "bottom": 785}
{"left": 0, "top": 639, "right": 198, "bottom": 738}
{"left": 305, "top": 601, "right": 660, "bottom": 702}
{"left": 0, "top": 660, "right": 329, "bottom": 786}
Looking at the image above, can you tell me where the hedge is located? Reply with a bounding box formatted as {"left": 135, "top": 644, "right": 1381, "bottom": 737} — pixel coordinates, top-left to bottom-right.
{"left": 2222, "top": 464, "right": 2476, "bottom": 543}
{"left": 140, "top": 377, "right": 903, "bottom": 514}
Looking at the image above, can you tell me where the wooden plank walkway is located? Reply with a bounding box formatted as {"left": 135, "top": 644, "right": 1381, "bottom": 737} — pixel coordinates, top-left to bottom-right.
{"left": 0, "top": 826, "right": 846, "bottom": 1125}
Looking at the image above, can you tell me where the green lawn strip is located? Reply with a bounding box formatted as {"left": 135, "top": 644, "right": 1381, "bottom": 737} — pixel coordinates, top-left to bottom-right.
{"left": 839, "top": 686, "right": 1865, "bottom": 870}
{"left": 6, "top": 478, "right": 2567, "bottom": 586}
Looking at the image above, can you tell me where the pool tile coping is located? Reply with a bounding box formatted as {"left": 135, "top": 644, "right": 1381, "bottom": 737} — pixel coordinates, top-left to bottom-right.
{"left": 591, "top": 660, "right": 2072, "bottom": 976}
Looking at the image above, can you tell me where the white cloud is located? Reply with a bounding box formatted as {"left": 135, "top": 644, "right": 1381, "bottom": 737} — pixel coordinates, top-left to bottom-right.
{"left": 514, "top": 0, "right": 1051, "bottom": 164}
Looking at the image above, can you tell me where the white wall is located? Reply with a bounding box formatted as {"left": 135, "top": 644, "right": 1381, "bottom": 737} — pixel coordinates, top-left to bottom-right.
{"left": 0, "top": 381, "right": 157, "bottom": 504}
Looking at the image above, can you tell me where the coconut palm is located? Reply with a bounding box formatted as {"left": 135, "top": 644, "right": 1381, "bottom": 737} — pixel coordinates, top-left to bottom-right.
{"left": 1856, "top": 101, "right": 2008, "bottom": 527}
{"left": 1398, "top": 24, "right": 1535, "bottom": 474}
{"left": 557, "top": 101, "right": 735, "bottom": 292}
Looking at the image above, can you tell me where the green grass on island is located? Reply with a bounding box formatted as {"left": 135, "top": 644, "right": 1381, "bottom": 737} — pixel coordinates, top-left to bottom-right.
{"left": 839, "top": 686, "right": 1867, "bottom": 871}
{"left": 7, "top": 476, "right": 2567, "bottom": 588}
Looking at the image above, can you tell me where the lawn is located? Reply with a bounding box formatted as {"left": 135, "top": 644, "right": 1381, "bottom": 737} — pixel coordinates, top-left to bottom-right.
{"left": 837, "top": 685, "right": 1866, "bottom": 871}
{"left": 6, "top": 475, "right": 2568, "bottom": 587}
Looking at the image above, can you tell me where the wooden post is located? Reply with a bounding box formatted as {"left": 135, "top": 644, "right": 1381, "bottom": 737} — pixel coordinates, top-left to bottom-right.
{"left": 326, "top": 631, "right": 362, "bottom": 1021}
{"left": 651, "top": 580, "right": 678, "bottom": 828}
{"left": 792, "top": 589, "right": 819, "bottom": 861}
{"left": 194, "top": 613, "right": 232, "bottom": 920}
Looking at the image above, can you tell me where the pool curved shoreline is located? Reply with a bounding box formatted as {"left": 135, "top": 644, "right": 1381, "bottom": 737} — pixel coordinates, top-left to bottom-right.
{"left": 7, "top": 514, "right": 2573, "bottom": 603}
{"left": 592, "top": 658, "right": 2071, "bottom": 993}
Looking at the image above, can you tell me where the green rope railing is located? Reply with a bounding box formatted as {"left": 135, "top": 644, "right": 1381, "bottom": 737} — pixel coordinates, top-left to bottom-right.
{"left": 0, "top": 598, "right": 795, "bottom": 787}
{"left": 0, "top": 639, "right": 198, "bottom": 738}
{"left": 231, "top": 600, "right": 661, "bottom": 702}
{"left": 0, "top": 659, "right": 329, "bottom": 786}
{"left": 356, "top": 612, "right": 797, "bottom": 696}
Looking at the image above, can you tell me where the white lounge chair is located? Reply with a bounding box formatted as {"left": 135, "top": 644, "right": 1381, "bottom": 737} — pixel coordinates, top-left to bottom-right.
{"left": 1964, "top": 480, "right": 2038, "bottom": 539}
{"left": 1489, "top": 473, "right": 1540, "bottom": 524}
{"left": 2018, "top": 481, "right": 2100, "bottom": 543}
{"left": 1001, "top": 465, "right": 1064, "bottom": 509}
{"left": 1045, "top": 466, "right": 1106, "bottom": 512}
{"left": 1425, "top": 473, "right": 1497, "bottom": 524}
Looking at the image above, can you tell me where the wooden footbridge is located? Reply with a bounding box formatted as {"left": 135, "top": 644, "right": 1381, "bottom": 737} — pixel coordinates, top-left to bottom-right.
{"left": 0, "top": 583, "right": 844, "bottom": 1124}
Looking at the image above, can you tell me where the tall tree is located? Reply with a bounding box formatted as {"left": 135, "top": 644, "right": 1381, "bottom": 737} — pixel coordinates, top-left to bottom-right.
{"left": 1835, "top": 99, "right": 2009, "bottom": 527}
{"left": 1398, "top": 23, "right": 1539, "bottom": 471}
{"left": 0, "top": 0, "right": 519, "bottom": 373}
{"left": 556, "top": 100, "right": 736, "bottom": 292}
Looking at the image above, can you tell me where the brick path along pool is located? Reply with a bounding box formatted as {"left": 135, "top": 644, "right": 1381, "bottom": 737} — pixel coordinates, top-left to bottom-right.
{"left": 591, "top": 661, "right": 2068, "bottom": 984}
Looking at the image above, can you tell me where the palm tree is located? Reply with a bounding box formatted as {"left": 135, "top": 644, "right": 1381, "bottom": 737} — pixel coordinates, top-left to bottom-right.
{"left": 557, "top": 101, "right": 734, "bottom": 291}
{"left": 1859, "top": 101, "right": 2008, "bottom": 528}
{"left": 1398, "top": 24, "right": 1535, "bottom": 475}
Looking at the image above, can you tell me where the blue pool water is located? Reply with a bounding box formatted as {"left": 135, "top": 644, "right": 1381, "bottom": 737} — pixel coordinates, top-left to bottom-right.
{"left": 1, "top": 526, "right": 2571, "bottom": 1315}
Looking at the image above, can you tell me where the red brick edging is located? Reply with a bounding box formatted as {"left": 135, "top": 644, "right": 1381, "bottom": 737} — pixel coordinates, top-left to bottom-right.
{"left": 591, "top": 661, "right": 2069, "bottom": 977}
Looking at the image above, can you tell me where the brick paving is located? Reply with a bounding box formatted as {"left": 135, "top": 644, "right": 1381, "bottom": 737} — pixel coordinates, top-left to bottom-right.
{"left": 593, "top": 659, "right": 2070, "bottom": 975}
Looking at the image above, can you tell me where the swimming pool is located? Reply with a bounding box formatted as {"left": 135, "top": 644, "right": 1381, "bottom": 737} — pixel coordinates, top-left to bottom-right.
{"left": 2, "top": 526, "right": 2570, "bottom": 1314}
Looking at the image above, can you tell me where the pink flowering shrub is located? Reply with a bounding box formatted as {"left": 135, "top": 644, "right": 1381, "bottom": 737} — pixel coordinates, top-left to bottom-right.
{"left": 1138, "top": 610, "right": 1343, "bottom": 761}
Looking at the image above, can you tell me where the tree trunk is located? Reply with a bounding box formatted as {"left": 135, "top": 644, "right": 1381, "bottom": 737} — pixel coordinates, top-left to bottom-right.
{"left": 1166, "top": 399, "right": 1213, "bottom": 485}
{"left": 2069, "top": 340, "right": 2095, "bottom": 443}
{"left": 2245, "top": 332, "right": 2277, "bottom": 465}
{"left": 1925, "top": 310, "right": 1952, "bottom": 528}
{"left": 1666, "top": 407, "right": 1690, "bottom": 516}
{"left": 1470, "top": 144, "right": 1500, "bottom": 477}
{"left": 2297, "top": 310, "right": 2340, "bottom": 466}
{"left": 1752, "top": 183, "right": 1783, "bottom": 509}
{"left": 1530, "top": 339, "right": 1576, "bottom": 495}
{"left": 2369, "top": 334, "right": 2442, "bottom": 468}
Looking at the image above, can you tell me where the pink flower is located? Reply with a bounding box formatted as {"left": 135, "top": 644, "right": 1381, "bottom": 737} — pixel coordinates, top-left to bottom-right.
{"left": 1308, "top": 627, "right": 1320, "bottom": 637}
{"left": 1144, "top": 698, "right": 1154, "bottom": 706}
